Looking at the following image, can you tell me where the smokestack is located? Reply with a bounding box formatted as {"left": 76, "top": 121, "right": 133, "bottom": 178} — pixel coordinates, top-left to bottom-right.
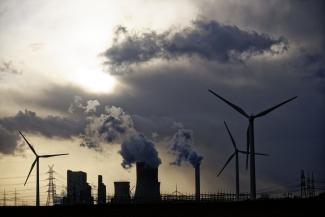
{"left": 97, "top": 175, "right": 106, "bottom": 204}
{"left": 134, "top": 162, "right": 160, "bottom": 203}
{"left": 195, "top": 163, "right": 200, "bottom": 201}
{"left": 112, "top": 181, "right": 131, "bottom": 203}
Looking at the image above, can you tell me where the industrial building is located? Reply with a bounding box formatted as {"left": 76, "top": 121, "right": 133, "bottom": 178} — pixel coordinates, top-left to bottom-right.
{"left": 112, "top": 181, "right": 131, "bottom": 203}
{"left": 66, "top": 170, "right": 93, "bottom": 205}
{"left": 134, "top": 162, "right": 161, "bottom": 203}
{"left": 97, "top": 175, "right": 106, "bottom": 204}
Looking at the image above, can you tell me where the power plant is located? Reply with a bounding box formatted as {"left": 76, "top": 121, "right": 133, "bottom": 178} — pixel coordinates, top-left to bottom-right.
{"left": 9, "top": 90, "right": 313, "bottom": 210}
{"left": 66, "top": 170, "right": 93, "bottom": 205}
{"left": 134, "top": 162, "right": 161, "bottom": 203}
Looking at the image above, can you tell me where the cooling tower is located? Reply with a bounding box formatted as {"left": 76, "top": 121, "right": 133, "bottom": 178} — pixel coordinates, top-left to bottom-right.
{"left": 195, "top": 164, "right": 200, "bottom": 201}
{"left": 112, "top": 181, "right": 131, "bottom": 203}
{"left": 134, "top": 162, "right": 161, "bottom": 203}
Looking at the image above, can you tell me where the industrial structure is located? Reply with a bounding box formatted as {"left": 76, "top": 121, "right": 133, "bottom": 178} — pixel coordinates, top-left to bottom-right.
{"left": 112, "top": 181, "right": 131, "bottom": 203}
{"left": 46, "top": 165, "right": 57, "bottom": 206}
{"left": 97, "top": 175, "right": 106, "bottom": 204}
{"left": 301, "top": 170, "right": 316, "bottom": 198}
{"left": 66, "top": 170, "right": 93, "bottom": 205}
{"left": 134, "top": 162, "right": 161, "bottom": 203}
{"left": 195, "top": 163, "right": 200, "bottom": 202}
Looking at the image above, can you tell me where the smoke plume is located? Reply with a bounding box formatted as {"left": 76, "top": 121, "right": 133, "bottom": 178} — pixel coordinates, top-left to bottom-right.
{"left": 80, "top": 105, "right": 136, "bottom": 150}
{"left": 70, "top": 96, "right": 162, "bottom": 168}
{"left": 169, "top": 128, "right": 203, "bottom": 167}
{"left": 119, "top": 133, "right": 161, "bottom": 169}
{"left": 0, "top": 96, "right": 162, "bottom": 169}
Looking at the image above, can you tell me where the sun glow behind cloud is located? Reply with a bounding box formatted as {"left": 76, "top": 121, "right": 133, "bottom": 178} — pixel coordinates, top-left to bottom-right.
{"left": 72, "top": 67, "right": 117, "bottom": 94}
{"left": 0, "top": 0, "right": 196, "bottom": 95}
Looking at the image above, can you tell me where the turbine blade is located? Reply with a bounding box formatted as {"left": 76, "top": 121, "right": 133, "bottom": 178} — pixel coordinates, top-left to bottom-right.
{"left": 224, "top": 121, "right": 237, "bottom": 149}
{"left": 18, "top": 130, "right": 37, "bottom": 156}
{"left": 208, "top": 89, "right": 249, "bottom": 118}
{"left": 39, "top": 153, "right": 69, "bottom": 158}
{"left": 217, "top": 153, "right": 236, "bottom": 177}
{"left": 246, "top": 126, "right": 250, "bottom": 170}
{"left": 24, "top": 159, "right": 37, "bottom": 185}
{"left": 254, "top": 96, "right": 297, "bottom": 118}
{"left": 254, "top": 152, "right": 270, "bottom": 156}
{"left": 238, "top": 150, "right": 269, "bottom": 156}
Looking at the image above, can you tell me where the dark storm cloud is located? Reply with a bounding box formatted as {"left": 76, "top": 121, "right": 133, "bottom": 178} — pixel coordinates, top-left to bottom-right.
{"left": 0, "top": 124, "right": 19, "bottom": 154}
{"left": 299, "top": 51, "right": 325, "bottom": 92}
{"left": 0, "top": 109, "right": 85, "bottom": 154}
{"left": 0, "top": 110, "right": 84, "bottom": 138}
{"left": 0, "top": 99, "right": 136, "bottom": 154}
{"left": 196, "top": 0, "right": 325, "bottom": 41}
{"left": 103, "top": 20, "right": 285, "bottom": 71}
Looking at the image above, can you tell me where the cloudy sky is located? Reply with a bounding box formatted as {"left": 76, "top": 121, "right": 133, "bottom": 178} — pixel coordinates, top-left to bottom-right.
{"left": 0, "top": 0, "right": 324, "bottom": 205}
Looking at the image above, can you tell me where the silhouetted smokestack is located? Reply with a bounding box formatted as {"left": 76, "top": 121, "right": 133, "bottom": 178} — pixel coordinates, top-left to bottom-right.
{"left": 97, "top": 175, "right": 106, "bottom": 204}
{"left": 195, "top": 163, "right": 200, "bottom": 201}
{"left": 134, "top": 162, "right": 160, "bottom": 203}
{"left": 112, "top": 181, "right": 130, "bottom": 203}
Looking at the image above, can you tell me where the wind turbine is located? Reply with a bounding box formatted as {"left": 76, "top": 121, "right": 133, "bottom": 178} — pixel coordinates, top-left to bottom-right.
{"left": 217, "top": 121, "right": 268, "bottom": 200}
{"left": 209, "top": 89, "right": 297, "bottom": 199}
{"left": 18, "top": 130, "right": 68, "bottom": 206}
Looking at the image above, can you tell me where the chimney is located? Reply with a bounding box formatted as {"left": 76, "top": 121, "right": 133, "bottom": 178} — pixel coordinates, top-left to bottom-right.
{"left": 195, "top": 163, "right": 200, "bottom": 201}
{"left": 97, "top": 175, "right": 106, "bottom": 204}
{"left": 112, "top": 181, "right": 131, "bottom": 203}
{"left": 134, "top": 162, "right": 161, "bottom": 203}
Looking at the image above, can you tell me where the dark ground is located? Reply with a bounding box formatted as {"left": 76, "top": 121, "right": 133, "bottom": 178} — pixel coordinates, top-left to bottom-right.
{"left": 0, "top": 198, "right": 323, "bottom": 217}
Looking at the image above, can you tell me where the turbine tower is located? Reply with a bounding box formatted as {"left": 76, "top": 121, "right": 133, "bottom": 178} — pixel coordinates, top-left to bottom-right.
{"left": 217, "top": 121, "right": 268, "bottom": 200}
{"left": 209, "top": 89, "right": 296, "bottom": 199}
{"left": 18, "top": 130, "right": 68, "bottom": 206}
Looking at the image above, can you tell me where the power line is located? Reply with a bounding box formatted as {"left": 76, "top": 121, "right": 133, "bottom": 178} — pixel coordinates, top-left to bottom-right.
{"left": 0, "top": 174, "right": 37, "bottom": 180}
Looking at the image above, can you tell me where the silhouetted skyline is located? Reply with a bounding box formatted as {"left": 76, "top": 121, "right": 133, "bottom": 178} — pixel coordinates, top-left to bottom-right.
{"left": 0, "top": 0, "right": 324, "bottom": 206}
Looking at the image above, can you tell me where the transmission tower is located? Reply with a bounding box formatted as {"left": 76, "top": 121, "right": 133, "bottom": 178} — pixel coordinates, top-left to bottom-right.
{"left": 311, "top": 172, "right": 315, "bottom": 197}
{"left": 46, "top": 165, "right": 57, "bottom": 206}
{"left": 14, "top": 188, "right": 19, "bottom": 206}
{"left": 300, "top": 170, "right": 306, "bottom": 198}
{"left": 306, "top": 172, "right": 311, "bottom": 197}
{"left": 3, "top": 189, "right": 6, "bottom": 206}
